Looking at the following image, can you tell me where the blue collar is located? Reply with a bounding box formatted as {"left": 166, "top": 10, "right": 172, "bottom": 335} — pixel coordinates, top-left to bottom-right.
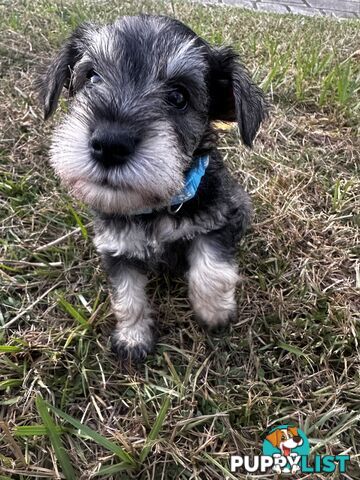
{"left": 133, "top": 153, "right": 209, "bottom": 215}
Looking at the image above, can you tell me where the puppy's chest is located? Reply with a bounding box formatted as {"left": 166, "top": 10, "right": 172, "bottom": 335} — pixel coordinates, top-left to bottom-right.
{"left": 93, "top": 217, "right": 183, "bottom": 261}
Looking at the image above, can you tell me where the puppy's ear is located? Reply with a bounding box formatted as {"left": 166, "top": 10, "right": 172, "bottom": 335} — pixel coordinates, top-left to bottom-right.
{"left": 38, "top": 22, "right": 95, "bottom": 120}
{"left": 265, "top": 430, "right": 282, "bottom": 448}
{"left": 288, "top": 426, "right": 298, "bottom": 437}
{"left": 209, "top": 46, "right": 266, "bottom": 147}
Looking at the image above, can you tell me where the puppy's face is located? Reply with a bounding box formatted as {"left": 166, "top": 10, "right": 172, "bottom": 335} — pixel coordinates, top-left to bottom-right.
{"left": 266, "top": 427, "right": 303, "bottom": 451}
{"left": 39, "top": 16, "right": 265, "bottom": 214}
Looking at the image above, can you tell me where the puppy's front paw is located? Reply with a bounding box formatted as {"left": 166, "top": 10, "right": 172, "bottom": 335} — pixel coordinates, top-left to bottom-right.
{"left": 291, "top": 464, "right": 301, "bottom": 474}
{"left": 194, "top": 303, "right": 237, "bottom": 331}
{"left": 111, "top": 322, "right": 154, "bottom": 362}
{"left": 188, "top": 238, "right": 239, "bottom": 331}
{"left": 189, "top": 279, "right": 238, "bottom": 330}
{"left": 273, "top": 465, "right": 282, "bottom": 474}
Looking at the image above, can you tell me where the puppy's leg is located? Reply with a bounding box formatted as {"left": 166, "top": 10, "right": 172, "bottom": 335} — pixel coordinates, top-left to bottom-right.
{"left": 109, "top": 265, "right": 154, "bottom": 361}
{"left": 188, "top": 234, "right": 239, "bottom": 330}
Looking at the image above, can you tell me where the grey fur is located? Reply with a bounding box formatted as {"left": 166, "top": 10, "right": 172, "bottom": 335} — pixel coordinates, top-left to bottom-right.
{"left": 39, "top": 15, "right": 266, "bottom": 362}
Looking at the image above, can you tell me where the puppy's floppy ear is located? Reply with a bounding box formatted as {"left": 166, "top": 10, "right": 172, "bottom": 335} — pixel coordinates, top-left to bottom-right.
{"left": 208, "top": 46, "right": 266, "bottom": 147}
{"left": 265, "top": 429, "right": 282, "bottom": 448}
{"left": 38, "top": 22, "right": 96, "bottom": 120}
{"left": 288, "top": 426, "right": 299, "bottom": 437}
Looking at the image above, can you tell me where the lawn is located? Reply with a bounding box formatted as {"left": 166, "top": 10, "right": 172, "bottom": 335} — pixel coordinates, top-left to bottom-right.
{"left": 0, "top": 0, "right": 359, "bottom": 479}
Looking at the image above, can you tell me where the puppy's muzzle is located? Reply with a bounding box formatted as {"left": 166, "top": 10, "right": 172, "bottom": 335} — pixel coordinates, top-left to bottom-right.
{"left": 90, "top": 124, "right": 138, "bottom": 168}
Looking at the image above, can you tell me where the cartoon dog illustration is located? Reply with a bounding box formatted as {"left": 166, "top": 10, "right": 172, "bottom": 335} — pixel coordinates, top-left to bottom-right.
{"left": 265, "top": 426, "right": 303, "bottom": 474}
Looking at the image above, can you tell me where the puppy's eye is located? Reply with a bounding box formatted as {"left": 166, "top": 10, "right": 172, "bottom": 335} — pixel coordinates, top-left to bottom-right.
{"left": 167, "top": 87, "right": 188, "bottom": 110}
{"left": 87, "top": 70, "right": 102, "bottom": 84}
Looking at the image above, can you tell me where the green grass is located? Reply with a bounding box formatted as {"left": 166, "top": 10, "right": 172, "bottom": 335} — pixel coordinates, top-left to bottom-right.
{"left": 0, "top": 0, "right": 359, "bottom": 479}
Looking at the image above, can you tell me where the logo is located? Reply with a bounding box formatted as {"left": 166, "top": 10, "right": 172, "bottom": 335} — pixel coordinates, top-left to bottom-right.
{"left": 263, "top": 424, "right": 309, "bottom": 474}
{"left": 230, "top": 424, "right": 350, "bottom": 475}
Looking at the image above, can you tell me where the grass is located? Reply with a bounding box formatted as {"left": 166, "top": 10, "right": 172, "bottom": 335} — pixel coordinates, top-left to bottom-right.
{"left": 0, "top": 0, "right": 359, "bottom": 478}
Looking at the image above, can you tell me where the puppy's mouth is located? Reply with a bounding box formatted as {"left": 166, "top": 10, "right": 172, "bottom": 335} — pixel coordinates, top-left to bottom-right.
{"left": 69, "top": 176, "right": 161, "bottom": 199}
{"left": 66, "top": 176, "right": 174, "bottom": 214}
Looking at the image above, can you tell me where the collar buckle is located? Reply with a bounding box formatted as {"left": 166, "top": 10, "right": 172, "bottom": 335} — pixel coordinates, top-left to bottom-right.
{"left": 167, "top": 202, "right": 183, "bottom": 214}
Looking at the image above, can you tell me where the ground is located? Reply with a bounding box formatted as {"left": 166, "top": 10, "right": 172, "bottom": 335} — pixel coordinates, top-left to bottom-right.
{"left": 0, "top": 1, "right": 359, "bottom": 479}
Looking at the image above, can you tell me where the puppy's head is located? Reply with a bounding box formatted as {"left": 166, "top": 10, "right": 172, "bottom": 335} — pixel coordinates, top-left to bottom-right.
{"left": 39, "top": 15, "right": 266, "bottom": 214}
{"left": 266, "top": 427, "right": 303, "bottom": 451}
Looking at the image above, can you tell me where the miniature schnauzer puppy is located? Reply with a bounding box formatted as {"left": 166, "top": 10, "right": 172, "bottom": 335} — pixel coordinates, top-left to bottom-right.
{"left": 39, "top": 15, "right": 266, "bottom": 361}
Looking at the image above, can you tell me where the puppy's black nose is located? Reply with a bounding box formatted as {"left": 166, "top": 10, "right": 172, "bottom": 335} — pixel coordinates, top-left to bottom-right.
{"left": 293, "top": 436, "right": 301, "bottom": 443}
{"left": 90, "top": 127, "right": 137, "bottom": 168}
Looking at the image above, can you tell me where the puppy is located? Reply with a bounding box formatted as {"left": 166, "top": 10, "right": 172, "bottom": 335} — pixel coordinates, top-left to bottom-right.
{"left": 38, "top": 15, "right": 266, "bottom": 361}
{"left": 265, "top": 426, "right": 303, "bottom": 474}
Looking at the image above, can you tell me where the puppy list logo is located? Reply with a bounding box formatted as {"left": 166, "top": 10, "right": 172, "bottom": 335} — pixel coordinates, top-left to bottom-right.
{"left": 231, "top": 424, "right": 350, "bottom": 475}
